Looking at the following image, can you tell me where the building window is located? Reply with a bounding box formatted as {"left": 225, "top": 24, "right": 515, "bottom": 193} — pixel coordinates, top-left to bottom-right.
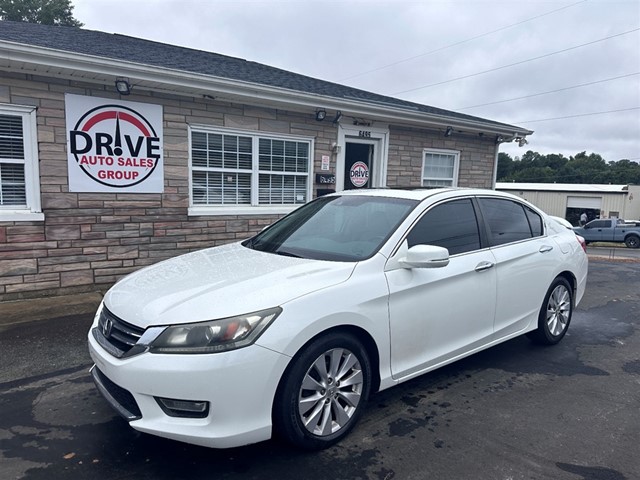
{"left": 421, "top": 149, "right": 459, "bottom": 187}
{"left": 0, "top": 104, "right": 42, "bottom": 221}
{"left": 190, "top": 128, "right": 311, "bottom": 213}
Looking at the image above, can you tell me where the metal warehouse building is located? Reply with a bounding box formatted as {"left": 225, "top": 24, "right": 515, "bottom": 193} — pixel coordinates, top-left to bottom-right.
{"left": 496, "top": 182, "right": 640, "bottom": 226}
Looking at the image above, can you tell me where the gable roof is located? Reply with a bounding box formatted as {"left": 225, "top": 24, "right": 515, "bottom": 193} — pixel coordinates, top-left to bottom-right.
{"left": 0, "top": 20, "right": 532, "bottom": 137}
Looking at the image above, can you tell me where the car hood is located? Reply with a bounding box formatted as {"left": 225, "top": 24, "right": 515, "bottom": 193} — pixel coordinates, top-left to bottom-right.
{"left": 103, "top": 242, "right": 356, "bottom": 328}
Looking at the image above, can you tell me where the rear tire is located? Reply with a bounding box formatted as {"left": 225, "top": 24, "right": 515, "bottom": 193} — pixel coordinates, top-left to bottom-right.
{"left": 527, "top": 277, "right": 573, "bottom": 345}
{"left": 273, "top": 333, "right": 371, "bottom": 450}
{"left": 624, "top": 235, "right": 640, "bottom": 249}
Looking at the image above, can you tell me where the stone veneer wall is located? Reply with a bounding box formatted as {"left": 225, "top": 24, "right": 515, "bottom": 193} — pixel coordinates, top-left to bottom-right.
{"left": 387, "top": 125, "right": 498, "bottom": 189}
{"left": 0, "top": 73, "right": 497, "bottom": 301}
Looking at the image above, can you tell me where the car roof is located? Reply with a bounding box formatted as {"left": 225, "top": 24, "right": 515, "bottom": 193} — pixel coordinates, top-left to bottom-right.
{"left": 332, "top": 188, "right": 525, "bottom": 203}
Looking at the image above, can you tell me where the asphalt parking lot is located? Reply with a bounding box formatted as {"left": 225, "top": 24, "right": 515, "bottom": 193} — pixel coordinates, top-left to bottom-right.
{"left": 1, "top": 259, "right": 639, "bottom": 480}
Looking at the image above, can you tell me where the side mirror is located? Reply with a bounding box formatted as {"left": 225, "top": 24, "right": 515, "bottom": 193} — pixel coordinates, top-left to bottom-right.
{"left": 398, "top": 245, "right": 450, "bottom": 269}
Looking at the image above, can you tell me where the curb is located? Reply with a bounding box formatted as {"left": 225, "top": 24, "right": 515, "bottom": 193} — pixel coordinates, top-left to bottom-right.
{"left": 0, "top": 292, "right": 103, "bottom": 328}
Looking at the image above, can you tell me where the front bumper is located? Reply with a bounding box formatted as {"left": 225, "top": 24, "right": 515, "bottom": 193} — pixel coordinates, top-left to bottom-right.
{"left": 88, "top": 329, "right": 290, "bottom": 448}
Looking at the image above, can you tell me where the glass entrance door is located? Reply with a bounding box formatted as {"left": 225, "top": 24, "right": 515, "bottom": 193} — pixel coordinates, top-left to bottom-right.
{"left": 344, "top": 142, "right": 374, "bottom": 190}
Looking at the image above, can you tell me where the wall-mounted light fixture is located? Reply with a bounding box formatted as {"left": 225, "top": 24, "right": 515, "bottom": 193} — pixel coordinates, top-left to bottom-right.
{"left": 332, "top": 110, "right": 343, "bottom": 124}
{"left": 517, "top": 137, "right": 528, "bottom": 147}
{"left": 115, "top": 78, "right": 132, "bottom": 95}
{"left": 315, "top": 109, "right": 327, "bottom": 121}
{"left": 495, "top": 135, "right": 505, "bottom": 144}
{"left": 444, "top": 126, "right": 453, "bottom": 137}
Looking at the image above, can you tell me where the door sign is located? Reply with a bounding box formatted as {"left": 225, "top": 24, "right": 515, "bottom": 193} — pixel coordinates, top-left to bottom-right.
{"left": 350, "top": 161, "right": 369, "bottom": 187}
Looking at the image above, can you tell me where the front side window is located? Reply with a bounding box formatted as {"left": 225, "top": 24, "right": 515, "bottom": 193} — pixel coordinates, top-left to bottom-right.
{"left": 422, "top": 149, "right": 459, "bottom": 187}
{"left": 190, "top": 128, "right": 311, "bottom": 209}
{"left": 479, "top": 198, "right": 537, "bottom": 246}
{"left": 407, "top": 198, "right": 481, "bottom": 255}
{"left": 0, "top": 105, "right": 42, "bottom": 221}
{"left": 586, "top": 220, "right": 608, "bottom": 229}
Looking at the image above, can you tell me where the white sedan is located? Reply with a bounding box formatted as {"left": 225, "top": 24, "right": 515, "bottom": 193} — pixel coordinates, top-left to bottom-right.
{"left": 88, "top": 188, "right": 588, "bottom": 450}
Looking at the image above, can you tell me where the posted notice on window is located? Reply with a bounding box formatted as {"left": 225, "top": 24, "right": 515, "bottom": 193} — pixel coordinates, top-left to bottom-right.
{"left": 65, "top": 94, "right": 164, "bottom": 193}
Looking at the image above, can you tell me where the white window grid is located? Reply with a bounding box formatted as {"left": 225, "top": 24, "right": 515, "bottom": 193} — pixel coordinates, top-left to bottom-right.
{"left": 190, "top": 127, "right": 312, "bottom": 208}
{"left": 0, "top": 104, "right": 42, "bottom": 221}
{"left": 422, "top": 149, "right": 460, "bottom": 187}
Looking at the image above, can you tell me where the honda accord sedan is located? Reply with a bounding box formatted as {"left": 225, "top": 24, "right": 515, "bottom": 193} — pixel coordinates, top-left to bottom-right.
{"left": 88, "top": 188, "right": 588, "bottom": 450}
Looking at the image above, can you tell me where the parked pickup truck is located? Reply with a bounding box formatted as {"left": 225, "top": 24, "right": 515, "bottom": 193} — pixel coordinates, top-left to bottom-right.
{"left": 573, "top": 219, "right": 640, "bottom": 248}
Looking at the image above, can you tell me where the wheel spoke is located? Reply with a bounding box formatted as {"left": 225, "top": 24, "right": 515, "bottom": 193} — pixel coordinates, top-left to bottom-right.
{"left": 328, "top": 349, "right": 343, "bottom": 379}
{"left": 336, "top": 390, "right": 361, "bottom": 408}
{"left": 319, "top": 403, "right": 333, "bottom": 436}
{"left": 312, "top": 355, "right": 329, "bottom": 384}
{"left": 301, "top": 372, "right": 324, "bottom": 391}
{"left": 299, "top": 392, "right": 323, "bottom": 415}
{"left": 331, "top": 397, "right": 351, "bottom": 427}
{"left": 338, "top": 369, "right": 363, "bottom": 388}
{"left": 303, "top": 400, "right": 326, "bottom": 432}
{"left": 335, "top": 352, "right": 357, "bottom": 382}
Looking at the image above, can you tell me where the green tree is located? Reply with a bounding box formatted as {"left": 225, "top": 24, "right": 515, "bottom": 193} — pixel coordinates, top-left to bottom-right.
{"left": 497, "top": 149, "right": 640, "bottom": 185}
{"left": 567, "top": 152, "right": 608, "bottom": 184}
{"left": 496, "top": 152, "right": 514, "bottom": 181}
{"left": 0, "top": 0, "right": 83, "bottom": 26}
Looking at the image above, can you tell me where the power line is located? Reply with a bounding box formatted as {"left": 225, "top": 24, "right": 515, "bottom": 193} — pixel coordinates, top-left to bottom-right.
{"left": 392, "top": 27, "right": 640, "bottom": 95}
{"left": 514, "top": 106, "right": 640, "bottom": 124}
{"left": 457, "top": 72, "right": 640, "bottom": 110}
{"left": 338, "top": 0, "right": 588, "bottom": 82}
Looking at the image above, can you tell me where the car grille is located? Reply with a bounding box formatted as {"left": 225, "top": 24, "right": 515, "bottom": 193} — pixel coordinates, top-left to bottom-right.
{"left": 91, "top": 366, "right": 142, "bottom": 421}
{"left": 93, "top": 307, "right": 145, "bottom": 358}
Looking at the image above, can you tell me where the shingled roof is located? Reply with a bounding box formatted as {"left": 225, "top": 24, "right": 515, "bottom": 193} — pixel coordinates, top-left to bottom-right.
{"left": 0, "top": 20, "right": 529, "bottom": 134}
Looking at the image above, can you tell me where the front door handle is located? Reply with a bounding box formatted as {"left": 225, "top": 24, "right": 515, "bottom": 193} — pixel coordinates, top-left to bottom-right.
{"left": 539, "top": 245, "right": 554, "bottom": 253}
{"left": 475, "top": 261, "right": 495, "bottom": 272}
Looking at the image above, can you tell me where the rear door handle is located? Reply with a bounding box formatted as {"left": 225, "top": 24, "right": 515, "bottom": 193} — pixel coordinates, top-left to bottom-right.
{"left": 539, "top": 245, "right": 554, "bottom": 253}
{"left": 475, "top": 261, "right": 495, "bottom": 272}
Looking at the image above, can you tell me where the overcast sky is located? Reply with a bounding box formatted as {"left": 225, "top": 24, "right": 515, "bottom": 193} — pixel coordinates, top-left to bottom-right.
{"left": 73, "top": 0, "right": 640, "bottom": 166}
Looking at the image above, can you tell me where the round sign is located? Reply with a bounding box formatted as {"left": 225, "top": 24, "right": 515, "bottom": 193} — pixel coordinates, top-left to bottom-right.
{"left": 350, "top": 161, "right": 369, "bottom": 187}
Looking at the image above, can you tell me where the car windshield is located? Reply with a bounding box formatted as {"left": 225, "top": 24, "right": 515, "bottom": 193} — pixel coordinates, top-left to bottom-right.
{"left": 244, "top": 195, "right": 418, "bottom": 261}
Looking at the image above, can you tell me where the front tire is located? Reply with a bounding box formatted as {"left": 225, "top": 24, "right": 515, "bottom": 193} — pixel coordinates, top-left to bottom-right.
{"left": 273, "top": 333, "right": 371, "bottom": 450}
{"left": 527, "top": 277, "right": 573, "bottom": 345}
{"left": 625, "top": 235, "right": 640, "bottom": 248}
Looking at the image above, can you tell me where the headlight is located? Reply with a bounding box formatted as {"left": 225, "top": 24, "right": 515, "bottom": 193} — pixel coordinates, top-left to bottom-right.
{"left": 149, "top": 307, "right": 282, "bottom": 354}
{"left": 92, "top": 301, "right": 104, "bottom": 328}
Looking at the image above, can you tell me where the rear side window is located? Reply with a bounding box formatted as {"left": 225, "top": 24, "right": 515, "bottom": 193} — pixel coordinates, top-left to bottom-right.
{"left": 478, "top": 198, "right": 536, "bottom": 246}
{"left": 525, "top": 206, "right": 543, "bottom": 237}
{"left": 407, "top": 198, "right": 481, "bottom": 255}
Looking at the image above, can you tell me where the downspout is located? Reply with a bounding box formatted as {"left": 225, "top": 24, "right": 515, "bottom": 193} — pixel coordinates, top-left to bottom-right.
{"left": 491, "top": 143, "right": 500, "bottom": 189}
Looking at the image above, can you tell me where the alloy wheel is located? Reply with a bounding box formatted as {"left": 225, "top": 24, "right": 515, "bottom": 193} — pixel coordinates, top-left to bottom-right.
{"left": 298, "top": 348, "right": 364, "bottom": 436}
{"left": 546, "top": 284, "right": 571, "bottom": 336}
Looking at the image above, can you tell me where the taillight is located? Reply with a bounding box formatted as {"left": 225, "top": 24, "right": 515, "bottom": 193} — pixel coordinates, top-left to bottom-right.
{"left": 575, "top": 234, "right": 587, "bottom": 253}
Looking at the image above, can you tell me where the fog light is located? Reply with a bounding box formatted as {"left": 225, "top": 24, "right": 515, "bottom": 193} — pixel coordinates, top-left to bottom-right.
{"left": 155, "top": 397, "right": 209, "bottom": 418}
